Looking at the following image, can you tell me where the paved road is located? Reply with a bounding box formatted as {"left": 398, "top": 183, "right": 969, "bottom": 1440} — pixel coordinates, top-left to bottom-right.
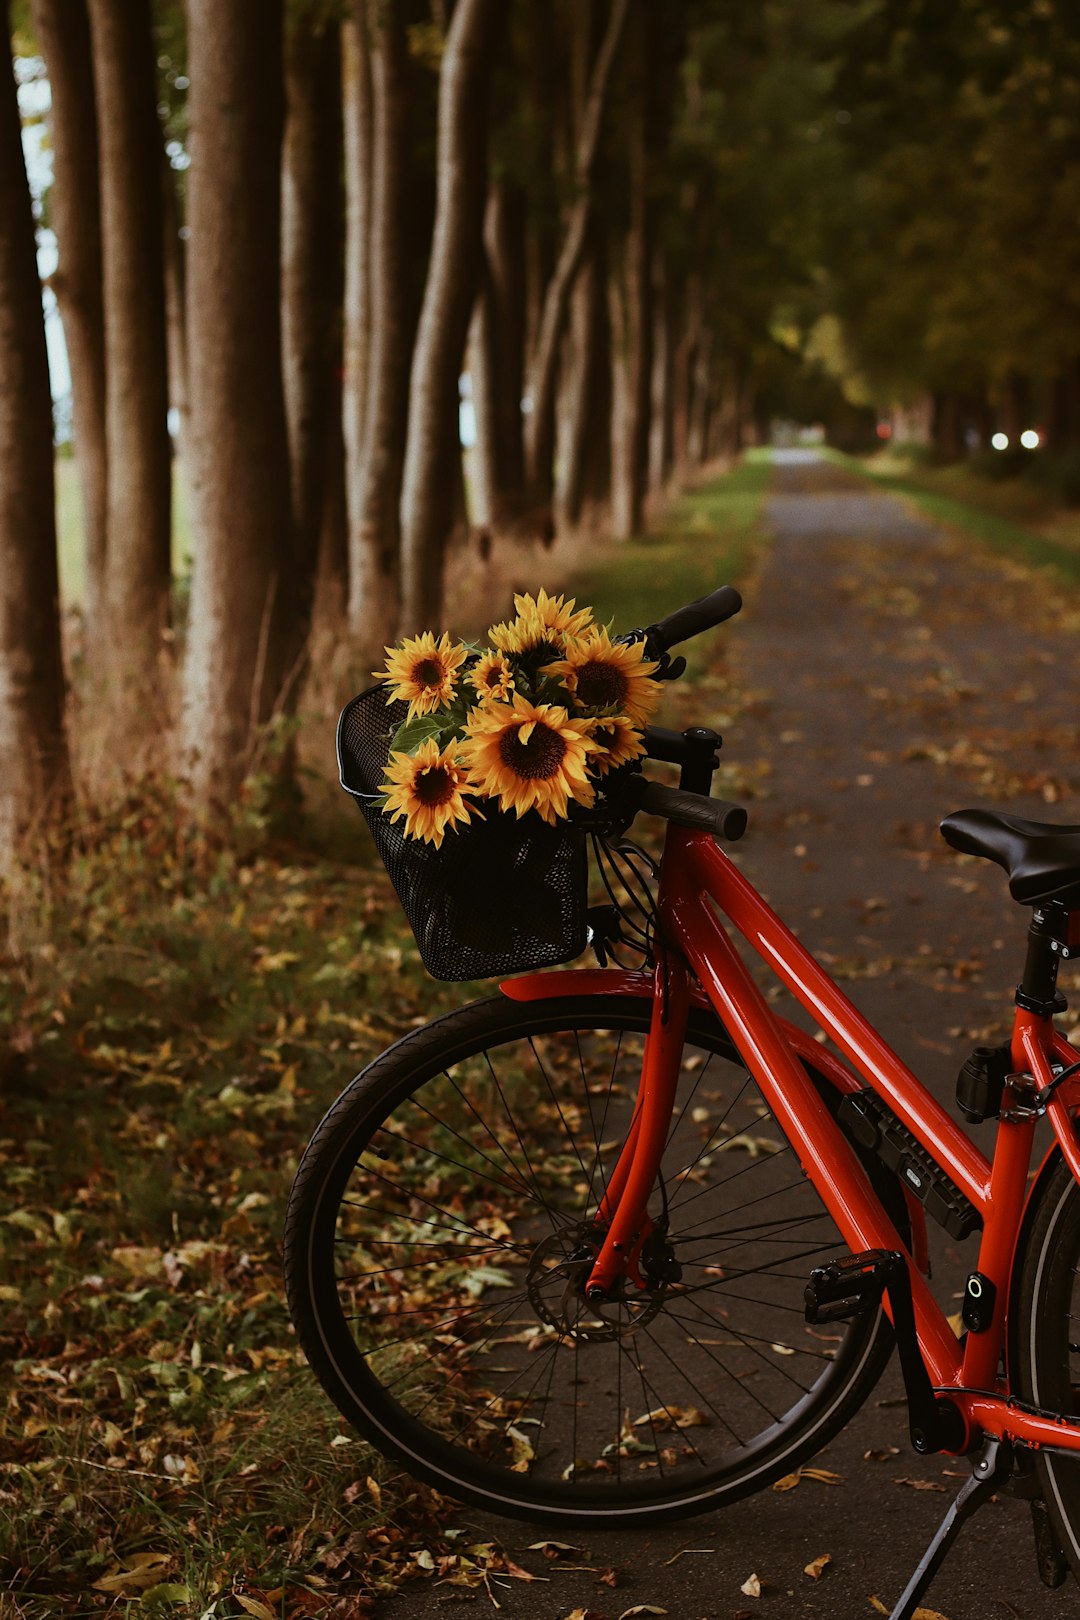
{"left": 372, "top": 451, "right": 1080, "bottom": 1619}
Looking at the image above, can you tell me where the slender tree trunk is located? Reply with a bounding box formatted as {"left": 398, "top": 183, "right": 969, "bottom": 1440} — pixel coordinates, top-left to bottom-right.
{"left": 469, "top": 179, "right": 527, "bottom": 528}
{"left": 0, "top": 28, "right": 69, "bottom": 853}
{"left": 524, "top": 0, "right": 628, "bottom": 500}
{"left": 31, "top": 0, "right": 107, "bottom": 645}
{"left": 610, "top": 12, "right": 653, "bottom": 541}
{"left": 315, "top": 377, "right": 348, "bottom": 622}
{"left": 399, "top": 0, "right": 504, "bottom": 632}
{"left": 931, "top": 389, "right": 963, "bottom": 461}
{"left": 341, "top": 3, "right": 372, "bottom": 629}
{"left": 162, "top": 148, "right": 188, "bottom": 465}
{"left": 283, "top": 8, "right": 344, "bottom": 626}
{"left": 182, "top": 0, "right": 297, "bottom": 803}
{"left": 559, "top": 225, "right": 610, "bottom": 528}
{"left": 348, "top": 0, "right": 412, "bottom": 646}
{"left": 87, "top": 0, "right": 171, "bottom": 713}
{"left": 687, "top": 322, "right": 713, "bottom": 466}
{"left": 648, "top": 245, "right": 673, "bottom": 493}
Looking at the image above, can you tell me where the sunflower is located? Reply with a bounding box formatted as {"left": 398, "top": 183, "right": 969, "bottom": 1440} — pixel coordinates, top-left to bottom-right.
{"left": 461, "top": 694, "right": 599, "bottom": 824}
{"left": 469, "top": 650, "right": 515, "bottom": 704}
{"left": 542, "top": 627, "right": 660, "bottom": 727}
{"left": 380, "top": 738, "right": 479, "bottom": 848}
{"left": 375, "top": 631, "right": 467, "bottom": 719}
{"left": 488, "top": 588, "right": 593, "bottom": 662}
{"left": 588, "top": 713, "right": 647, "bottom": 775}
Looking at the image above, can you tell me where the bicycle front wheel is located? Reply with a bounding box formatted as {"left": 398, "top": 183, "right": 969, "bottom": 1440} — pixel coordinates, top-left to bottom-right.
{"left": 284, "top": 993, "right": 899, "bottom": 1527}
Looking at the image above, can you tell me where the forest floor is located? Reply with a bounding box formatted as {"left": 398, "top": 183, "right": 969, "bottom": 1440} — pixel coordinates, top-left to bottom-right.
{"left": 3, "top": 450, "right": 1080, "bottom": 1619}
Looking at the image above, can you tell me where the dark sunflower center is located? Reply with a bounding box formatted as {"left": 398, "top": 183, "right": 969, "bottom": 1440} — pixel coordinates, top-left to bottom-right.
{"left": 483, "top": 665, "right": 504, "bottom": 689}
{"left": 498, "top": 723, "right": 567, "bottom": 780}
{"left": 525, "top": 636, "right": 562, "bottom": 665}
{"left": 415, "top": 658, "right": 444, "bottom": 688}
{"left": 414, "top": 764, "right": 455, "bottom": 806}
{"left": 575, "top": 661, "right": 627, "bottom": 708}
{"left": 593, "top": 726, "right": 617, "bottom": 749}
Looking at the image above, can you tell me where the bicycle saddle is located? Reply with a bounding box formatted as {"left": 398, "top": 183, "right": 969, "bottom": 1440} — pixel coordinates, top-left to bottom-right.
{"left": 940, "top": 809, "right": 1080, "bottom": 908}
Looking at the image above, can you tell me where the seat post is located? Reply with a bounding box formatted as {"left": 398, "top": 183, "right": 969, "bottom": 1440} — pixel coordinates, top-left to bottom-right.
{"left": 1017, "top": 902, "right": 1070, "bottom": 1018}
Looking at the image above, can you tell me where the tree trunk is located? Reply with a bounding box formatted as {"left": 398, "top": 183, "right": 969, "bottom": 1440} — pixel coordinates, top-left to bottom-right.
{"left": 399, "top": 0, "right": 504, "bottom": 632}
{"left": 341, "top": 3, "right": 372, "bottom": 629}
{"left": 31, "top": 0, "right": 107, "bottom": 645}
{"left": 162, "top": 146, "right": 188, "bottom": 470}
{"left": 931, "top": 389, "right": 963, "bottom": 461}
{"left": 648, "top": 244, "right": 673, "bottom": 493}
{"left": 523, "top": 0, "right": 628, "bottom": 503}
{"left": 469, "top": 179, "right": 526, "bottom": 529}
{"left": 559, "top": 224, "right": 610, "bottom": 528}
{"left": 182, "top": 0, "right": 298, "bottom": 803}
{"left": 0, "top": 27, "right": 69, "bottom": 853}
{"left": 283, "top": 7, "right": 344, "bottom": 627}
{"left": 348, "top": 0, "right": 412, "bottom": 647}
{"left": 687, "top": 321, "right": 713, "bottom": 466}
{"left": 87, "top": 0, "right": 172, "bottom": 713}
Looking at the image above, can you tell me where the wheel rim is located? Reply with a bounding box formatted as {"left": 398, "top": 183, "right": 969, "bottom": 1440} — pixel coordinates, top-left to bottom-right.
{"left": 301, "top": 1006, "right": 880, "bottom": 1512}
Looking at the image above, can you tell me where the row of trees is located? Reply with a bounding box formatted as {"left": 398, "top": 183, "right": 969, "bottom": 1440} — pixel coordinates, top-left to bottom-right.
{"left": 9, "top": 0, "right": 1075, "bottom": 857}
{"left": 823, "top": 0, "right": 1080, "bottom": 456}
{"left": 4, "top": 0, "right": 832, "bottom": 859}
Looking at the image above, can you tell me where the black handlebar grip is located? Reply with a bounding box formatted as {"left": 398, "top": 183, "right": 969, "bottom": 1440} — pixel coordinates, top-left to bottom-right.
{"left": 636, "top": 780, "right": 747, "bottom": 841}
{"left": 647, "top": 585, "right": 742, "bottom": 653}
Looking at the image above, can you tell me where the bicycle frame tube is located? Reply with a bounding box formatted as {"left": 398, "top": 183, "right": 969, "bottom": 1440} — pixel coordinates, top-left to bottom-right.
{"left": 503, "top": 820, "right": 1080, "bottom": 1455}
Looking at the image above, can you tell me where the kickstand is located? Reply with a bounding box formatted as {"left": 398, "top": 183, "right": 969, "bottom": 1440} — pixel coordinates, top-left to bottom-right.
{"left": 888, "top": 1437, "right": 1013, "bottom": 1620}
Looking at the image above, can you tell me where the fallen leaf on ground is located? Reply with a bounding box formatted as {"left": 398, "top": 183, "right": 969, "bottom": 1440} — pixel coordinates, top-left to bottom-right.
{"left": 740, "top": 1573, "right": 764, "bottom": 1598}
{"left": 869, "top": 1599, "right": 889, "bottom": 1615}
{"left": 618, "top": 1608, "right": 667, "bottom": 1618}
{"left": 236, "top": 1598, "right": 276, "bottom": 1620}
{"left": 772, "top": 1465, "right": 844, "bottom": 1491}
{"left": 804, "top": 1553, "right": 832, "bottom": 1579}
{"left": 92, "top": 1552, "right": 173, "bottom": 1593}
{"left": 529, "top": 1541, "right": 584, "bottom": 1559}
{"left": 896, "top": 1477, "right": 948, "bottom": 1492}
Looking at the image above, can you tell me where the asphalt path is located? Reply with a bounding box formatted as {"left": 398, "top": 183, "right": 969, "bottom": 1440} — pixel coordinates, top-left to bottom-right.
{"left": 372, "top": 450, "right": 1080, "bottom": 1620}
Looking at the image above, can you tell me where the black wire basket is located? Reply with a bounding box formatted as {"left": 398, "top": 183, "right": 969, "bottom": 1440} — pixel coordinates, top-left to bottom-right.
{"left": 337, "top": 685, "right": 591, "bottom": 981}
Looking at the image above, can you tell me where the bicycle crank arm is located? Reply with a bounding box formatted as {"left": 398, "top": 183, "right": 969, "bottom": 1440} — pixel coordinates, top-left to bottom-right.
{"left": 806, "top": 1249, "right": 967, "bottom": 1454}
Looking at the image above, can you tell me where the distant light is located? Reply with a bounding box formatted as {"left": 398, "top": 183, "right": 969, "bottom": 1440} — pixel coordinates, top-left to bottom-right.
{"left": 876, "top": 421, "right": 892, "bottom": 440}
{"left": 991, "top": 432, "right": 1009, "bottom": 450}
{"left": 1020, "top": 429, "right": 1040, "bottom": 449}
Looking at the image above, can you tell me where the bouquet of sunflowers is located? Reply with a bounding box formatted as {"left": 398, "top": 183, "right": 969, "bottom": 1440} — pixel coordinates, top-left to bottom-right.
{"left": 372, "top": 589, "right": 661, "bottom": 848}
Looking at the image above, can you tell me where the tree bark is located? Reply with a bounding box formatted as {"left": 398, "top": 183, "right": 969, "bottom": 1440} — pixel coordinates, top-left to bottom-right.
{"left": 162, "top": 146, "right": 188, "bottom": 470}
{"left": 30, "top": 0, "right": 107, "bottom": 644}
{"left": 341, "top": 3, "right": 372, "bottom": 628}
{"left": 0, "top": 27, "right": 69, "bottom": 854}
{"left": 469, "top": 178, "right": 527, "bottom": 528}
{"left": 523, "top": 0, "right": 628, "bottom": 501}
{"left": 648, "top": 244, "right": 673, "bottom": 493}
{"left": 399, "top": 0, "right": 504, "bottom": 632}
{"left": 348, "top": 0, "right": 412, "bottom": 646}
{"left": 182, "top": 0, "right": 298, "bottom": 803}
{"left": 559, "top": 223, "right": 610, "bottom": 528}
{"left": 87, "top": 0, "right": 172, "bottom": 711}
{"left": 283, "top": 7, "right": 344, "bottom": 627}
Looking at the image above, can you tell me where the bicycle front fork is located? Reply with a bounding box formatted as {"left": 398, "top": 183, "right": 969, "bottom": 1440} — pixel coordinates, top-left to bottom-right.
{"left": 585, "top": 954, "right": 690, "bottom": 1298}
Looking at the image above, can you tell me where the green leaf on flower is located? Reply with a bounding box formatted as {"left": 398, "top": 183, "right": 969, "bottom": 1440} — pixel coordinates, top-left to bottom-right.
{"left": 388, "top": 713, "right": 446, "bottom": 756}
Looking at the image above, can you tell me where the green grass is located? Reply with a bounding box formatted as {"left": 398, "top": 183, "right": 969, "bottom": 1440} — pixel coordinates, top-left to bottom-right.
{"left": 1, "top": 457, "right": 774, "bottom": 1615}
{"left": 826, "top": 447, "right": 1080, "bottom": 587}
{"left": 56, "top": 458, "right": 194, "bottom": 607}
{"left": 570, "top": 452, "right": 772, "bottom": 672}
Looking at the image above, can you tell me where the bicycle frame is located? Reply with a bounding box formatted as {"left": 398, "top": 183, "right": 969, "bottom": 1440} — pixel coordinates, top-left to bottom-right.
{"left": 503, "top": 822, "right": 1080, "bottom": 1458}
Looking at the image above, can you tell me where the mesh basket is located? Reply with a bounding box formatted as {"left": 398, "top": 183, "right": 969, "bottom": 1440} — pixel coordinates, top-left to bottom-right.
{"left": 337, "top": 685, "right": 590, "bottom": 981}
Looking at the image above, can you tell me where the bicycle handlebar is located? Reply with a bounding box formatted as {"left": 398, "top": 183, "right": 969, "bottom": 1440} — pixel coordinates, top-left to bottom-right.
{"left": 645, "top": 585, "right": 742, "bottom": 654}
{"left": 635, "top": 780, "right": 747, "bottom": 842}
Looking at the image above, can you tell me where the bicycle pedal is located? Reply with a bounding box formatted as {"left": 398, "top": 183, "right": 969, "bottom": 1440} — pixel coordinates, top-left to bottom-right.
{"left": 805, "top": 1249, "right": 897, "bottom": 1324}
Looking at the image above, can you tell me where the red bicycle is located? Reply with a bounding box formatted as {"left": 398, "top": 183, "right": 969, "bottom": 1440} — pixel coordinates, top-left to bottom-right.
{"left": 285, "top": 587, "right": 1080, "bottom": 1619}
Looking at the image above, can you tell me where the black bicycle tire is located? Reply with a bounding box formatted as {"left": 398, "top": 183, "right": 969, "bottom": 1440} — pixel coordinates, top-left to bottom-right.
{"left": 284, "top": 992, "right": 905, "bottom": 1528}
{"left": 1013, "top": 1152, "right": 1080, "bottom": 1582}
